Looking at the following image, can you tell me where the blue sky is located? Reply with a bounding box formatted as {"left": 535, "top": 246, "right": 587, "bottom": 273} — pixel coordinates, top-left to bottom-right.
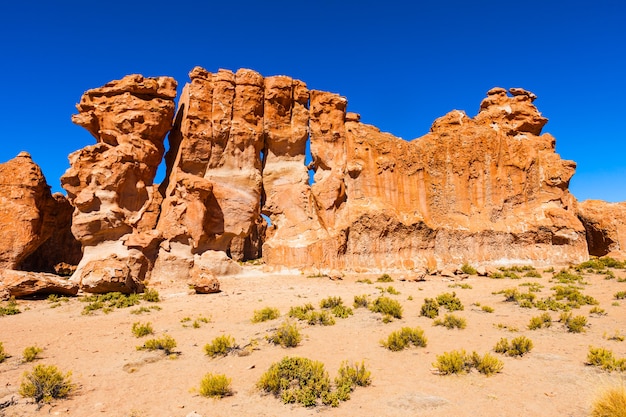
{"left": 1, "top": 0, "right": 624, "bottom": 201}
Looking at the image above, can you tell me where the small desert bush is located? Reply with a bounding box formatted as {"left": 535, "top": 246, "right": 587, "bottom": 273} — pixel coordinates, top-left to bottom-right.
{"left": 141, "top": 288, "right": 160, "bottom": 302}
{"left": 353, "top": 295, "right": 370, "bottom": 308}
{"left": 590, "top": 306, "right": 607, "bottom": 316}
{"left": 433, "top": 350, "right": 503, "bottom": 376}
{"left": 0, "top": 342, "right": 7, "bottom": 363}
{"left": 481, "top": 305, "right": 494, "bottom": 313}
{"left": 470, "top": 352, "right": 504, "bottom": 376}
{"left": 590, "top": 385, "right": 626, "bottom": 417}
{"left": 376, "top": 274, "right": 393, "bottom": 282}
{"left": 381, "top": 327, "right": 427, "bottom": 351}
{"left": 252, "top": 307, "right": 280, "bottom": 323}
{"left": 0, "top": 297, "right": 20, "bottom": 316}
{"left": 19, "top": 364, "right": 74, "bottom": 403}
{"left": 587, "top": 347, "right": 626, "bottom": 372}
{"left": 436, "top": 292, "right": 464, "bottom": 311}
{"left": 615, "top": 291, "right": 626, "bottom": 300}
{"left": 22, "top": 346, "right": 43, "bottom": 363}
{"left": 320, "top": 296, "right": 343, "bottom": 309}
{"left": 331, "top": 304, "right": 353, "bottom": 318}
{"left": 198, "top": 373, "right": 233, "bottom": 398}
{"left": 131, "top": 322, "right": 154, "bottom": 338}
{"left": 356, "top": 278, "right": 373, "bottom": 284}
{"left": 268, "top": 321, "right": 302, "bottom": 348}
{"left": 420, "top": 298, "right": 439, "bottom": 319}
{"left": 433, "top": 314, "right": 467, "bottom": 329}
{"left": 552, "top": 269, "right": 585, "bottom": 284}
{"left": 433, "top": 350, "right": 471, "bottom": 375}
{"left": 560, "top": 312, "right": 588, "bottom": 333}
{"left": 81, "top": 292, "right": 141, "bottom": 314}
{"left": 605, "top": 331, "right": 625, "bottom": 342}
{"left": 528, "top": 313, "right": 552, "bottom": 330}
{"left": 369, "top": 296, "right": 403, "bottom": 319}
{"left": 524, "top": 270, "right": 542, "bottom": 278}
{"left": 257, "top": 356, "right": 371, "bottom": 407}
{"left": 383, "top": 286, "right": 400, "bottom": 295}
{"left": 137, "top": 335, "right": 177, "bottom": 355}
{"left": 288, "top": 303, "right": 315, "bottom": 320}
{"left": 335, "top": 361, "right": 372, "bottom": 391}
{"left": 494, "top": 336, "right": 533, "bottom": 357}
{"left": 204, "top": 335, "right": 237, "bottom": 357}
{"left": 307, "top": 310, "right": 336, "bottom": 326}
{"left": 448, "top": 283, "right": 472, "bottom": 289}
{"left": 130, "top": 305, "right": 161, "bottom": 315}
{"left": 257, "top": 356, "right": 332, "bottom": 407}
{"left": 461, "top": 263, "right": 477, "bottom": 275}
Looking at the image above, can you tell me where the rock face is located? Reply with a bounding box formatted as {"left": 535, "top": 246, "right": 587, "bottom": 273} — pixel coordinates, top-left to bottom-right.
{"left": 160, "top": 70, "right": 587, "bottom": 272}
{"left": 264, "top": 86, "right": 588, "bottom": 269}
{"left": 61, "top": 74, "right": 177, "bottom": 292}
{"left": 52, "top": 69, "right": 599, "bottom": 292}
{"left": 0, "top": 152, "right": 80, "bottom": 271}
{"left": 578, "top": 200, "right": 626, "bottom": 258}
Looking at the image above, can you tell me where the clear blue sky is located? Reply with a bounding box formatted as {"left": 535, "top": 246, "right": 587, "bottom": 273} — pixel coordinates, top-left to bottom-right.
{"left": 1, "top": 0, "right": 624, "bottom": 202}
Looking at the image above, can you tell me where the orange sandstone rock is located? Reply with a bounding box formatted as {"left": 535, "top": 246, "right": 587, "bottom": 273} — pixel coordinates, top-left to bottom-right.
{"left": 578, "top": 200, "right": 626, "bottom": 258}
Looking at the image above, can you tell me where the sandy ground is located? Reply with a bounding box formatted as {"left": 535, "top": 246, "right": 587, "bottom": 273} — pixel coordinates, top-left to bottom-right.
{"left": 1, "top": 266, "right": 626, "bottom": 417}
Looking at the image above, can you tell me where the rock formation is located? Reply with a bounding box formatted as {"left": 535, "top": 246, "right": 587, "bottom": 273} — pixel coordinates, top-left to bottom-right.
{"left": 0, "top": 152, "right": 80, "bottom": 271}
{"left": 7, "top": 68, "right": 611, "bottom": 296}
{"left": 578, "top": 200, "right": 626, "bottom": 258}
{"left": 60, "top": 74, "right": 177, "bottom": 293}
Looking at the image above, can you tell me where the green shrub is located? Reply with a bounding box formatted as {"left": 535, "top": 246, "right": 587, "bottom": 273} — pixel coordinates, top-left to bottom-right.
{"left": 0, "top": 297, "right": 20, "bottom": 316}
{"left": 591, "top": 385, "right": 626, "bottom": 417}
{"left": 252, "top": 307, "right": 280, "bottom": 323}
{"left": 524, "top": 270, "right": 542, "bottom": 278}
{"left": 22, "top": 346, "right": 43, "bottom": 363}
{"left": 198, "top": 373, "right": 233, "bottom": 398}
{"left": 268, "top": 321, "right": 302, "bottom": 348}
{"left": 560, "top": 312, "right": 588, "bottom": 333}
{"left": 586, "top": 346, "right": 626, "bottom": 372}
{"left": 433, "top": 350, "right": 471, "bottom": 375}
{"left": 130, "top": 305, "right": 161, "bottom": 315}
{"left": 528, "top": 313, "right": 552, "bottom": 330}
{"left": 19, "top": 364, "right": 74, "bottom": 403}
{"left": 353, "top": 295, "right": 370, "bottom": 308}
{"left": 481, "top": 305, "right": 494, "bottom": 313}
{"left": 137, "top": 335, "right": 177, "bottom": 355}
{"left": 141, "top": 288, "right": 160, "bottom": 302}
{"left": 307, "top": 310, "right": 336, "bottom": 326}
{"left": 436, "top": 292, "right": 464, "bottom": 311}
{"left": 257, "top": 356, "right": 332, "bottom": 407}
{"left": 494, "top": 336, "right": 533, "bottom": 357}
{"left": 448, "top": 283, "right": 472, "bottom": 289}
{"left": 81, "top": 292, "right": 141, "bottom": 314}
{"left": 356, "top": 278, "right": 373, "bottom": 284}
{"left": 433, "top": 314, "right": 467, "bottom": 330}
{"left": 0, "top": 342, "right": 7, "bottom": 363}
{"left": 470, "top": 352, "right": 504, "bottom": 376}
{"left": 335, "top": 361, "right": 372, "bottom": 390}
{"left": 384, "top": 286, "right": 400, "bottom": 295}
{"left": 420, "top": 298, "right": 439, "bottom": 319}
{"left": 376, "top": 274, "right": 393, "bottom": 282}
{"left": 131, "top": 322, "right": 154, "bottom": 338}
{"left": 331, "top": 305, "right": 353, "bottom": 318}
{"left": 590, "top": 306, "right": 606, "bottom": 316}
{"left": 204, "top": 335, "right": 236, "bottom": 357}
{"left": 381, "top": 327, "right": 427, "bottom": 351}
{"left": 288, "top": 303, "right": 315, "bottom": 320}
{"left": 257, "top": 356, "right": 371, "bottom": 407}
{"left": 369, "top": 296, "right": 403, "bottom": 319}
{"left": 552, "top": 269, "right": 585, "bottom": 284}
{"left": 615, "top": 291, "right": 626, "bottom": 300}
{"left": 461, "top": 263, "right": 477, "bottom": 275}
{"left": 434, "top": 350, "right": 504, "bottom": 376}
{"left": 320, "top": 297, "right": 343, "bottom": 309}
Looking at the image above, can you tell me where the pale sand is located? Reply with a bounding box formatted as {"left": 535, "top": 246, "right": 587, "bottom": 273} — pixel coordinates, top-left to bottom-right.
{"left": 1, "top": 267, "right": 625, "bottom": 417}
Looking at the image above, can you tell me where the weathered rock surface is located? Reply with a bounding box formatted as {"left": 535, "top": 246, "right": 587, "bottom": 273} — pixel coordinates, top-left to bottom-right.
{"left": 578, "top": 200, "right": 626, "bottom": 258}
{"left": 0, "top": 269, "right": 79, "bottom": 300}
{"left": 0, "top": 153, "right": 80, "bottom": 271}
{"left": 61, "top": 74, "right": 177, "bottom": 292}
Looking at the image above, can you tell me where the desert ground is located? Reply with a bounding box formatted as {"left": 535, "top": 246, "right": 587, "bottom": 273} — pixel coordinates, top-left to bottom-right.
{"left": 1, "top": 264, "right": 625, "bottom": 417}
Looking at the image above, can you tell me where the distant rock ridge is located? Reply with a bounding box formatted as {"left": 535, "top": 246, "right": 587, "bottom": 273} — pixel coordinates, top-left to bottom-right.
{"left": 2, "top": 67, "right": 625, "bottom": 295}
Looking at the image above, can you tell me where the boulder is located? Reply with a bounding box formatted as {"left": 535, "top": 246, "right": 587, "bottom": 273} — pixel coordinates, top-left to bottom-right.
{"left": 578, "top": 200, "right": 626, "bottom": 258}
{"left": 0, "top": 269, "right": 79, "bottom": 299}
